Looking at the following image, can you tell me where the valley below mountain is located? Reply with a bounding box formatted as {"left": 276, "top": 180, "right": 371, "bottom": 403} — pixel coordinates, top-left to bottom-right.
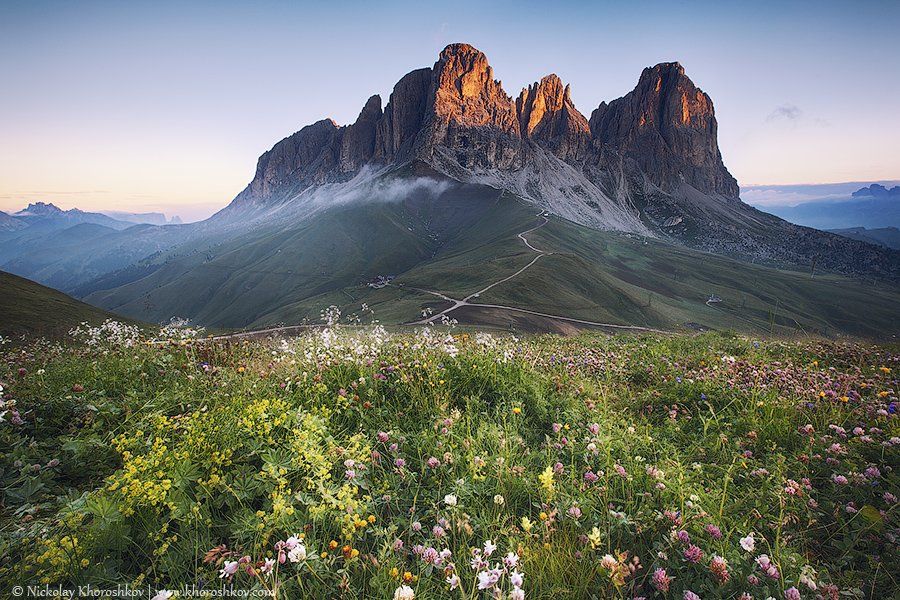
{"left": 2, "top": 44, "right": 898, "bottom": 338}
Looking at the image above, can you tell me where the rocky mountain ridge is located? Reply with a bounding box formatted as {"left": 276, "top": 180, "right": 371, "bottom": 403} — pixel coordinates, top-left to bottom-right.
{"left": 204, "top": 44, "right": 897, "bottom": 280}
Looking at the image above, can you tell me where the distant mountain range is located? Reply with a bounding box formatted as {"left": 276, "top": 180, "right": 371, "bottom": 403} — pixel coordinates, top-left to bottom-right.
{"left": 1, "top": 44, "right": 897, "bottom": 337}
{"left": 753, "top": 183, "right": 900, "bottom": 230}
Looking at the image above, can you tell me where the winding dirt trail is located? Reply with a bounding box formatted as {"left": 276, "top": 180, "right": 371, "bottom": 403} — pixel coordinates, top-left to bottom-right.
{"left": 197, "top": 212, "right": 667, "bottom": 341}
{"left": 407, "top": 213, "right": 667, "bottom": 333}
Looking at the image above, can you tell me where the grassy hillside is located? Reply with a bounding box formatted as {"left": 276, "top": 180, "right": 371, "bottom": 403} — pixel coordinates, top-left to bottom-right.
{"left": 83, "top": 181, "right": 900, "bottom": 338}
{"left": 0, "top": 270, "right": 125, "bottom": 340}
{"left": 1, "top": 327, "right": 896, "bottom": 597}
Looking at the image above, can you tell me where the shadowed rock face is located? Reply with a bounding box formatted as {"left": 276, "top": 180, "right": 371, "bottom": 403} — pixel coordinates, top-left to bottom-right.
{"left": 219, "top": 43, "right": 897, "bottom": 280}
{"left": 589, "top": 62, "right": 738, "bottom": 197}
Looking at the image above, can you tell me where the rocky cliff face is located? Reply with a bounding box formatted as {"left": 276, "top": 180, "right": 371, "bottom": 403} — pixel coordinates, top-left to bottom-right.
{"left": 589, "top": 63, "right": 738, "bottom": 197}
{"left": 517, "top": 74, "right": 591, "bottom": 161}
{"left": 218, "top": 43, "right": 896, "bottom": 280}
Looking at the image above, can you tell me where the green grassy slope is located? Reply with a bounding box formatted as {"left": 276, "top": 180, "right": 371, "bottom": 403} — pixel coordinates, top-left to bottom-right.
{"left": 86, "top": 184, "right": 536, "bottom": 327}
{"left": 0, "top": 271, "right": 125, "bottom": 339}
{"left": 84, "top": 180, "right": 900, "bottom": 338}
{"left": 248, "top": 209, "right": 899, "bottom": 338}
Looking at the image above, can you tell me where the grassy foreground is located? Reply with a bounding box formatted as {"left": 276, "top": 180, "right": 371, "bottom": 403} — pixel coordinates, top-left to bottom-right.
{"left": 0, "top": 318, "right": 897, "bottom": 599}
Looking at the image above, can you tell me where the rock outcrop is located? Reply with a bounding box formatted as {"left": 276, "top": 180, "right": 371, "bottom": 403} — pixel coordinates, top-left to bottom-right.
{"left": 589, "top": 62, "right": 738, "bottom": 197}
{"left": 517, "top": 74, "right": 591, "bottom": 161}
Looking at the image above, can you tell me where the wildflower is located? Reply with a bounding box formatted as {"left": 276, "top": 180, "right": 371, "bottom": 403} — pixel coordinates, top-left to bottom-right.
{"left": 683, "top": 544, "right": 703, "bottom": 563}
{"left": 785, "top": 587, "right": 801, "bottom": 600}
{"left": 219, "top": 560, "right": 239, "bottom": 579}
{"left": 709, "top": 555, "right": 729, "bottom": 583}
{"left": 755, "top": 554, "right": 780, "bottom": 579}
{"left": 422, "top": 547, "right": 440, "bottom": 565}
{"left": 520, "top": 516, "right": 533, "bottom": 532}
{"left": 504, "top": 552, "right": 519, "bottom": 568}
{"left": 477, "top": 568, "right": 501, "bottom": 590}
{"left": 539, "top": 465, "right": 555, "bottom": 496}
{"left": 704, "top": 524, "right": 722, "bottom": 539}
{"left": 446, "top": 573, "right": 460, "bottom": 590}
{"left": 676, "top": 530, "right": 691, "bottom": 544}
{"left": 588, "top": 527, "right": 602, "bottom": 548}
{"left": 393, "top": 584, "right": 415, "bottom": 600}
{"left": 739, "top": 534, "right": 755, "bottom": 552}
{"left": 684, "top": 591, "right": 701, "bottom": 600}
{"left": 583, "top": 470, "right": 599, "bottom": 484}
{"left": 288, "top": 544, "right": 307, "bottom": 563}
{"left": 600, "top": 554, "right": 618, "bottom": 570}
{"left": 510, "top": 570, "right": 524, "bottom": 587}
{"left": 444, "top": 494, "right": 458, "bottom": 506}
{"left": 394, "top": 458, "right": 406, "bottom": 468}
{"left": 567, "top": 505, "right": 582, "bottom": 519}
{"left": 427, "top": 456, "right": 440, "bottom": 469}
{"left": 484, "top": 539, "right": 496, "bottom": 556}
{"left": 260, "top": 558, "right": 276, "bottom": 576}
{"left": 151, "top": 592, "right": 174, "bottom": 600}
{"left": 651, "top": 568, "right": 672, "bottom": 592}
{"left": 494, "top": 494, "right": 506, "bottom": 506}
{"left": 432, "top": 525, "right": 445, "bottom": 538}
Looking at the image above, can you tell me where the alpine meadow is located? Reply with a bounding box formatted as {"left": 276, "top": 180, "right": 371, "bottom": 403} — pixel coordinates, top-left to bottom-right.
{"left": 1, "top": 3, "right": 898, "bottom": 600}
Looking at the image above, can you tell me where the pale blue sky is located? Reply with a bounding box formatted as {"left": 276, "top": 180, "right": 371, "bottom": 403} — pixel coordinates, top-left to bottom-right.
{"left": 1, "top": 0, "right": 898, "bottom": 220}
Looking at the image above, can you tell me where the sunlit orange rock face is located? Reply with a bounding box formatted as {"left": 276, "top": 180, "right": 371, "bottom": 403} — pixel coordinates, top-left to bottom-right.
{"left": 422, "top": 43, "right": 522, "bottom": 169}
{"left": 589, "top": 62, "right": 738, "bottom": 197}
{"left": 233, "top": 44, "right": 738, "bottom": 208}
{"left": 516, "top": 74, "right": 591, "bottom": 161}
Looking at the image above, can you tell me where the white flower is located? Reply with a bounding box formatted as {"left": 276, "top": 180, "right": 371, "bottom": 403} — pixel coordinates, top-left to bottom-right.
{"left": 151, "top": 592, "right": 174, "bottom": 600}
{"left": 219, "top": 560, "right": 239, "bottom": 578}
{"left": 740, "top": 534, "right": 755, "bottom": 552}
{"left": 288, "top": 544, "right": 307, "bottom": 563}
{"left": 483, "top": 539, "right": 497, "bottom": 556}
{"left": 493, "top": 494, "right": 505, "bottom": 505}
{"left": 446, "top": 574, "right": 460, "bottom": 590}
{"left": 510, "top": 570, "right": 524, "bottom": 588}
{"left": 394, "top": 584, "right": 415, "bottom": 600}
{"left": 510, "top": 588, "right": 525, "bottom": 600}
{"left": 444, "top": 494, "right": 458, "bottom": 506}
{"left": 477, "top": 569, "right": 500, "bottom": 590}
{"left": 504, "top": 552, "right": 519, "bottom": 568}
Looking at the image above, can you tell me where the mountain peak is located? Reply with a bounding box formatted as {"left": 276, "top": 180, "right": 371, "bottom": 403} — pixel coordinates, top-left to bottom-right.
{"left": 589, "top": 60, "right": 738, "bottom": 197}
{"left": 19, "top": 202, "right": 64, "bottom": 215}
{"left": 517, "top": 74, "right": 589, "bottom": 160}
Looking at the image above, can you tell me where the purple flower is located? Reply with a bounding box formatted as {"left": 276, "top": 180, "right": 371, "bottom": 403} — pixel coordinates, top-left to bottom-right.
{"left": 651, "top": 568, "right": 672, "bottom": 592}
{"left": 704, "top": 524, "right": 722, "bottom": 540}
{"left": 683, "top": 544, "right": 703, "bottom": 563}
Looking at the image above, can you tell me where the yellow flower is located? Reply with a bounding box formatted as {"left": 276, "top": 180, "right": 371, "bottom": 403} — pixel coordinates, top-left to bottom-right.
{"left": 521, "top": 516, "right": 533, "bottom": 532}
{"left": 390, "top": 567, "right": 399, "bottom": 578}
{"left": 588, "top": 526, "right": 603, "bottom": 549}
{"left": 512, "top": 407, "right": 522, "bottom": 415}
{"left": 538, "top": 465, "right": 555, "bottom": 498}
